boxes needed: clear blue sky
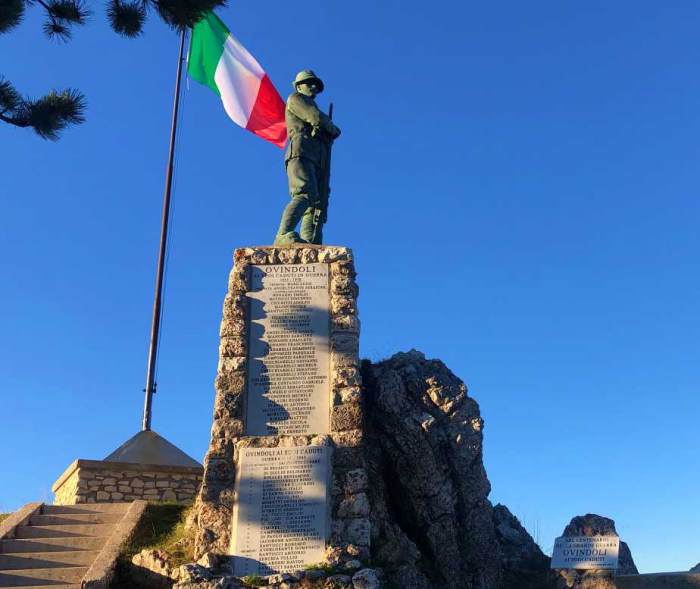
[2,0,699,574]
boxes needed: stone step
[0,566,87,586]
[0,552,99,570]
[0,537,107,553]
[13,525,114,539]
[41,504,129,516]
[29,514,122,526]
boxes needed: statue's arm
[287,94,340,137]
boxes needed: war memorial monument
[193,71,369,577]
[3,65,695,589]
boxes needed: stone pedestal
[195,246,367,575]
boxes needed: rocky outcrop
[555,514,637,589]
[691,562,700,573]
[362,350,502,589]
[127,549,180,588]
[129,549,382,589]
[562,515,638,575]
[493,504,557,588]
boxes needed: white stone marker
[245,263,330,436]
[551,536,620,570]
[231,446,331,576]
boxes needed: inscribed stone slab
[245,264,330,436]
[231,446,331,576]
[551,536,620,570]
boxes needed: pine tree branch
[107,0,146,37]
[150,0,225,31]
[0,79,86,140]
[27,0,90,40]
[2,0,225,141]
[0,112,29,127]
[0,0,25,33]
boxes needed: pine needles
[0,0,226,140]
[0,78,86,140]
[107,0,146,37]
[0,0,25,33]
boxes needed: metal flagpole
[141,26,187,431]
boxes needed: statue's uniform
[275,91,336,244]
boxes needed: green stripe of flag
[188,12,230,96]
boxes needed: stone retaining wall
[52,459,203,505]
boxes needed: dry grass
[121,502,194,567]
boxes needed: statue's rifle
[311,102,334,244]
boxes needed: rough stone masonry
[192,245,368,572]
[52,459,202,505]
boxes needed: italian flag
[188,12,287,148]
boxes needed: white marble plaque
[231,446,331,576]
[551,536,620,570]
[245,263,330,436]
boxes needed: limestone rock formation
[129,549,182,588]
[555,514,637,589]
[562,515,638,575]
[168,567,381,589]
[362,350,551,589]
[493,504,556,588]
[362,350,500,588]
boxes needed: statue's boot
[275,195,310,244]
[275,231,307,245]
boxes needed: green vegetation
[0,514,9,524]
[304,562,339,575]
[121,502,194,567]
[241,576,266,587]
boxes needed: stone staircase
[0,502,130,588]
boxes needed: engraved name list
[232,446,331,576]
[245,263,330,436]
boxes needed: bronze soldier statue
[274,70,341,245]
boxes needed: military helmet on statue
[293,70,325,92]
